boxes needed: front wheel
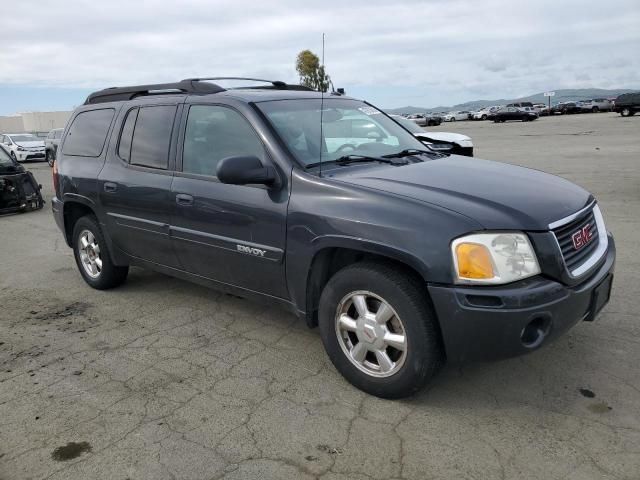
[621,108,632,117]
[72,215,128,289]
[319,262,443,399]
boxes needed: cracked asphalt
[1,113,639,480]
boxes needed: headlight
[17,146,25,151]
[451,232,540,285]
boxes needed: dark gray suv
[52,78,615,398]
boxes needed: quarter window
[62,108,115,157]
[118,108,139,162]
[182,105,264,177]
[129,105,176,169]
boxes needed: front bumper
[17,151,45,161]
[428,235,615,363]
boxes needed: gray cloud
[0,0,638,107]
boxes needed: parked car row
[400,93,638,125]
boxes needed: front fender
[310,234,431,279]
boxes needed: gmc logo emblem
[572,224,594,250]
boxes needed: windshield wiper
[383,148,441,159]
[305,155,408,170]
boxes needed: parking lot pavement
[1,112,639,480]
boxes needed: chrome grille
[552,207,600,273]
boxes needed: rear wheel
[592,106,599,113]
[621,108,632,117]
[72,215,128,289]
[319,262,443,399]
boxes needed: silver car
[580,99,613,113]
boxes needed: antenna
[318,33,325,178]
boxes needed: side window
[117,108,139,162]
[62,109,115,157]
[129,105,176,169]
[182,105,264,177]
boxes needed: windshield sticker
[358,107,380,115]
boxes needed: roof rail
[84,77,315,105]
[84,79,225,105]
[185,77,314,91]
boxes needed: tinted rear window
[130,105,176,169]
[62,109,114,157]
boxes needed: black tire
[450,117,456,122]
[621,108,632,117]
[481,115,487,120]
[72,215,128,290]
[592,106,599,113]
[318,261,443,399]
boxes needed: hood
[15,140,45,148]
[330,156,591,230]
[414,132,472,146]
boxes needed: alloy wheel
[335,291,407,378]
[78,230,102,278]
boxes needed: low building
[0,111,72,136]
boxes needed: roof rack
[185,77,314,91]
[84,79,224,105]
[84,77,314,105]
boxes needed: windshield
[257,99,427,167]
[390,115,425,134]
[10,135,39,143]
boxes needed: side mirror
[217,155,277,186]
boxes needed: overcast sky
[0,0,638,114]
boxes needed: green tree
[296,49,331,92]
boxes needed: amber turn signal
[455,243,495,280]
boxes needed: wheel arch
[62,199,96,247]
[300,238,431,329]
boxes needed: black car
[493,107,538,122]
[0,145,45,214]
[551,102,582,115]
[52,78,615,398]
[614,92,640,116]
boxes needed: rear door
[169,103,289,298]
[98,101,182,268]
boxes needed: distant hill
[385,88,639,114]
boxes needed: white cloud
[0,0,638,107]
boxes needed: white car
[472,106,499,120]
[442,111,470,122]
[390,115,474,156]
[0,133,46,162]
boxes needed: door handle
[103,182,117,193]
[176,193,194,206]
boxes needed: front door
[170,104,289,298]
